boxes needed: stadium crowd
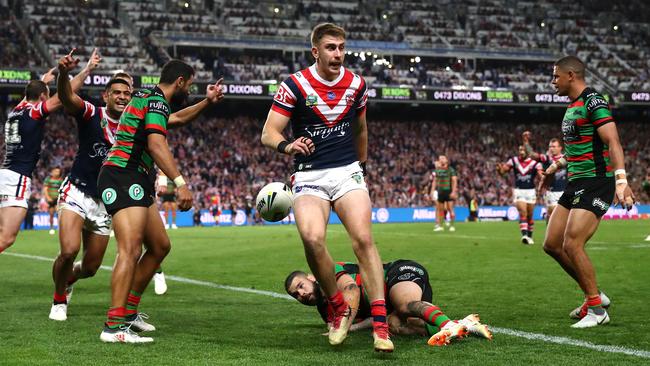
[1,107,647,213]
[5,0,650,91]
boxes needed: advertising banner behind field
[23,205,650,230]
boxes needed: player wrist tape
[556,157,567,168]
[277,140,290,154]
[616,179,628,185]
[614,169,626,177]
[173,176,186,187]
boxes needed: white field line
[3,252,649,359]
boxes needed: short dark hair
[311,23,346,47]
[105,78,131,91]
[113,72,133,86]
[24,80,48,101]
[159,60,194,84]
[284,270,307,294]
[554,56,585,79]
[549,137,562,146]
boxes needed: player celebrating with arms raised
[543,56,634,328]
[49,49,129,321]
[0,60,89,254]
[261,23,393,352]
[96,60,224,343]
[497,145,543,244]
[539,138,568,221]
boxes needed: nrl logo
[305,94,317,107]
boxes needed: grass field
[1,220,649,365]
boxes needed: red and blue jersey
[66,100,118,198]
[271,64,368,172]
[1,100,50,177]
[540,153,568,192]
[506,156,542,189]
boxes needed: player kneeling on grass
[286,259,492,346]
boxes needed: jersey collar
[308,63,345,87]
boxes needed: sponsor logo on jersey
[128,184,144,200]
[592,197,610,211]
[398,265,424,276]
[101,188,117,205]
[306,94,317,107]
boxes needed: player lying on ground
[286,259,492,346]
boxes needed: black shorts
[437,190,453,203]
[160,193,176,203]
[558,177,615,218]
[97,166,154,216]
[48,200,57,209]
[385,260,433,310]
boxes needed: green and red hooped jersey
[431,167,457,192]
[44,176,63,199]
[103,87,170,174]
[561,87,614,181]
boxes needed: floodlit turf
[1,220,649,365]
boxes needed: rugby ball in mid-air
[256,182,293,222]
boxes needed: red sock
[327,291,347,314]
[106,306,126,329]
[370,299,388,330]
[125,290,142,316]
[586,295,602,309]
[423,305,451,329]
[53,292,67,304]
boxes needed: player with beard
[261,23,392,352]
[285,260,492,346]
[96,60,224,342]
[0,53,89,255]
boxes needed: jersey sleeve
[585,93,614,128]
[144,98,170,136]
[77,100,98,122]
[271,80,297,117]
[30,101,50,121]
[355,77,368,114]
[451,167,457,177]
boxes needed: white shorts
[513,188,537,204]
[291,161,368,201]
[544,191,563,207]
[0,169,31,209]
[58,179,112,236]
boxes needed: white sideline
[4,251,650,360]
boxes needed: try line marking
[4,251,650,360]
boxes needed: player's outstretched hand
[206,78,225,104]
[40,67,57,84]
[84,48,102,72]
[287,137,315,155]
[522,130,532,143]
[176,185,193,211]
[614,182,635,211]
[57,49,80,74]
